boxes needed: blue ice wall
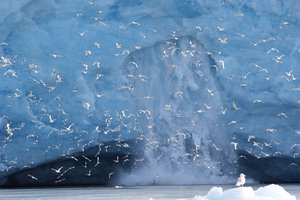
[0,0,300,185]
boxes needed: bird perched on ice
[236,173,246,187]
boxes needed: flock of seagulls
[0,0,299,186]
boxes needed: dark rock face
[237,151,300,183]
[1,140,143,187]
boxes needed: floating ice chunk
[192,184,296,200]
[255,184,296,200]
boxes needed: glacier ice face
[0,0,300,186]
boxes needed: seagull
[96,73,104,80]
[253,99,264,104]
[94,42,101,48]
[195,26,203,31]
[28,174,38,181]
[267,48,279,54]
[56,75,62,83]
[0,42,8,46]
[266,128,277,133]
[123,158,129,164]
[189,40,197,48]
[4,69,17,77]
[218,37,228,44]
[115,42,122,49]
[232,101,239,110]
[94,126,101,133]
[51,166,64,173]
[92,61,101,68]
[94,157,100,167]
[129,21,140,26]
[50,54,63,58]
[216,26,225,32]
[277,113,288,118]
[231,142,238,150]
[108,172,114,179]
[253,64,269,73]
[247,135,256,142]
[128,61,139,69]
[203,103,211,109]
[219,60,225,70]
[63,123,74,133]
[285,70,297,80]
[44,114,56,123]
[275,54,285,60]
[85,50,92,56]
[82,102,91,110]
[79,31,87,36]
[235,32,245,37]
[220,107,227,115]
[236,173,246,187]
[227,120,237,125]
[55,178,66,183]
[242,72,251,79]
[207,88,216,96]
[82,155,92,162]
[113,156,119,163]
[85,170,92,176]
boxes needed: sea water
[0,185,299,200]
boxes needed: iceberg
[192,184,296,200]
[0,0,300,186]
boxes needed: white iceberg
[193,184,296,200]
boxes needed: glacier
[0,0,300,186]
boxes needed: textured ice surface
[0,0,300,186]
[192,184,296,200]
